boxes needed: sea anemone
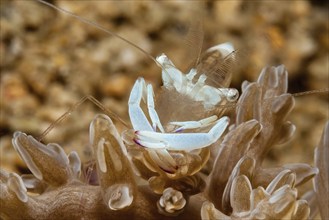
[1,65,327,219]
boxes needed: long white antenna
[37,0,162,68]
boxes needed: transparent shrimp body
[159,42,239,109]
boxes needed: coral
[0,66,327,219]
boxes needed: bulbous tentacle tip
[11,132,42,180]
[201,201,231,220]
[257,65,288,94]
[11,132,72,186]
[21,174,47,194]
[68,151,81,178]
[269,185,297,215]
[157,187,186,217]
[230,175,252,214]
[105,184,134,211]
[90,114,137,207]
[7,173,28,203]
[271,94,295,115]
[250,186,269,211]
[283,163,318,187]
[266,170,296,195]
[222,156,256,213]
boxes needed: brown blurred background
[0,0,328,193]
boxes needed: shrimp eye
[227,88,239,102]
